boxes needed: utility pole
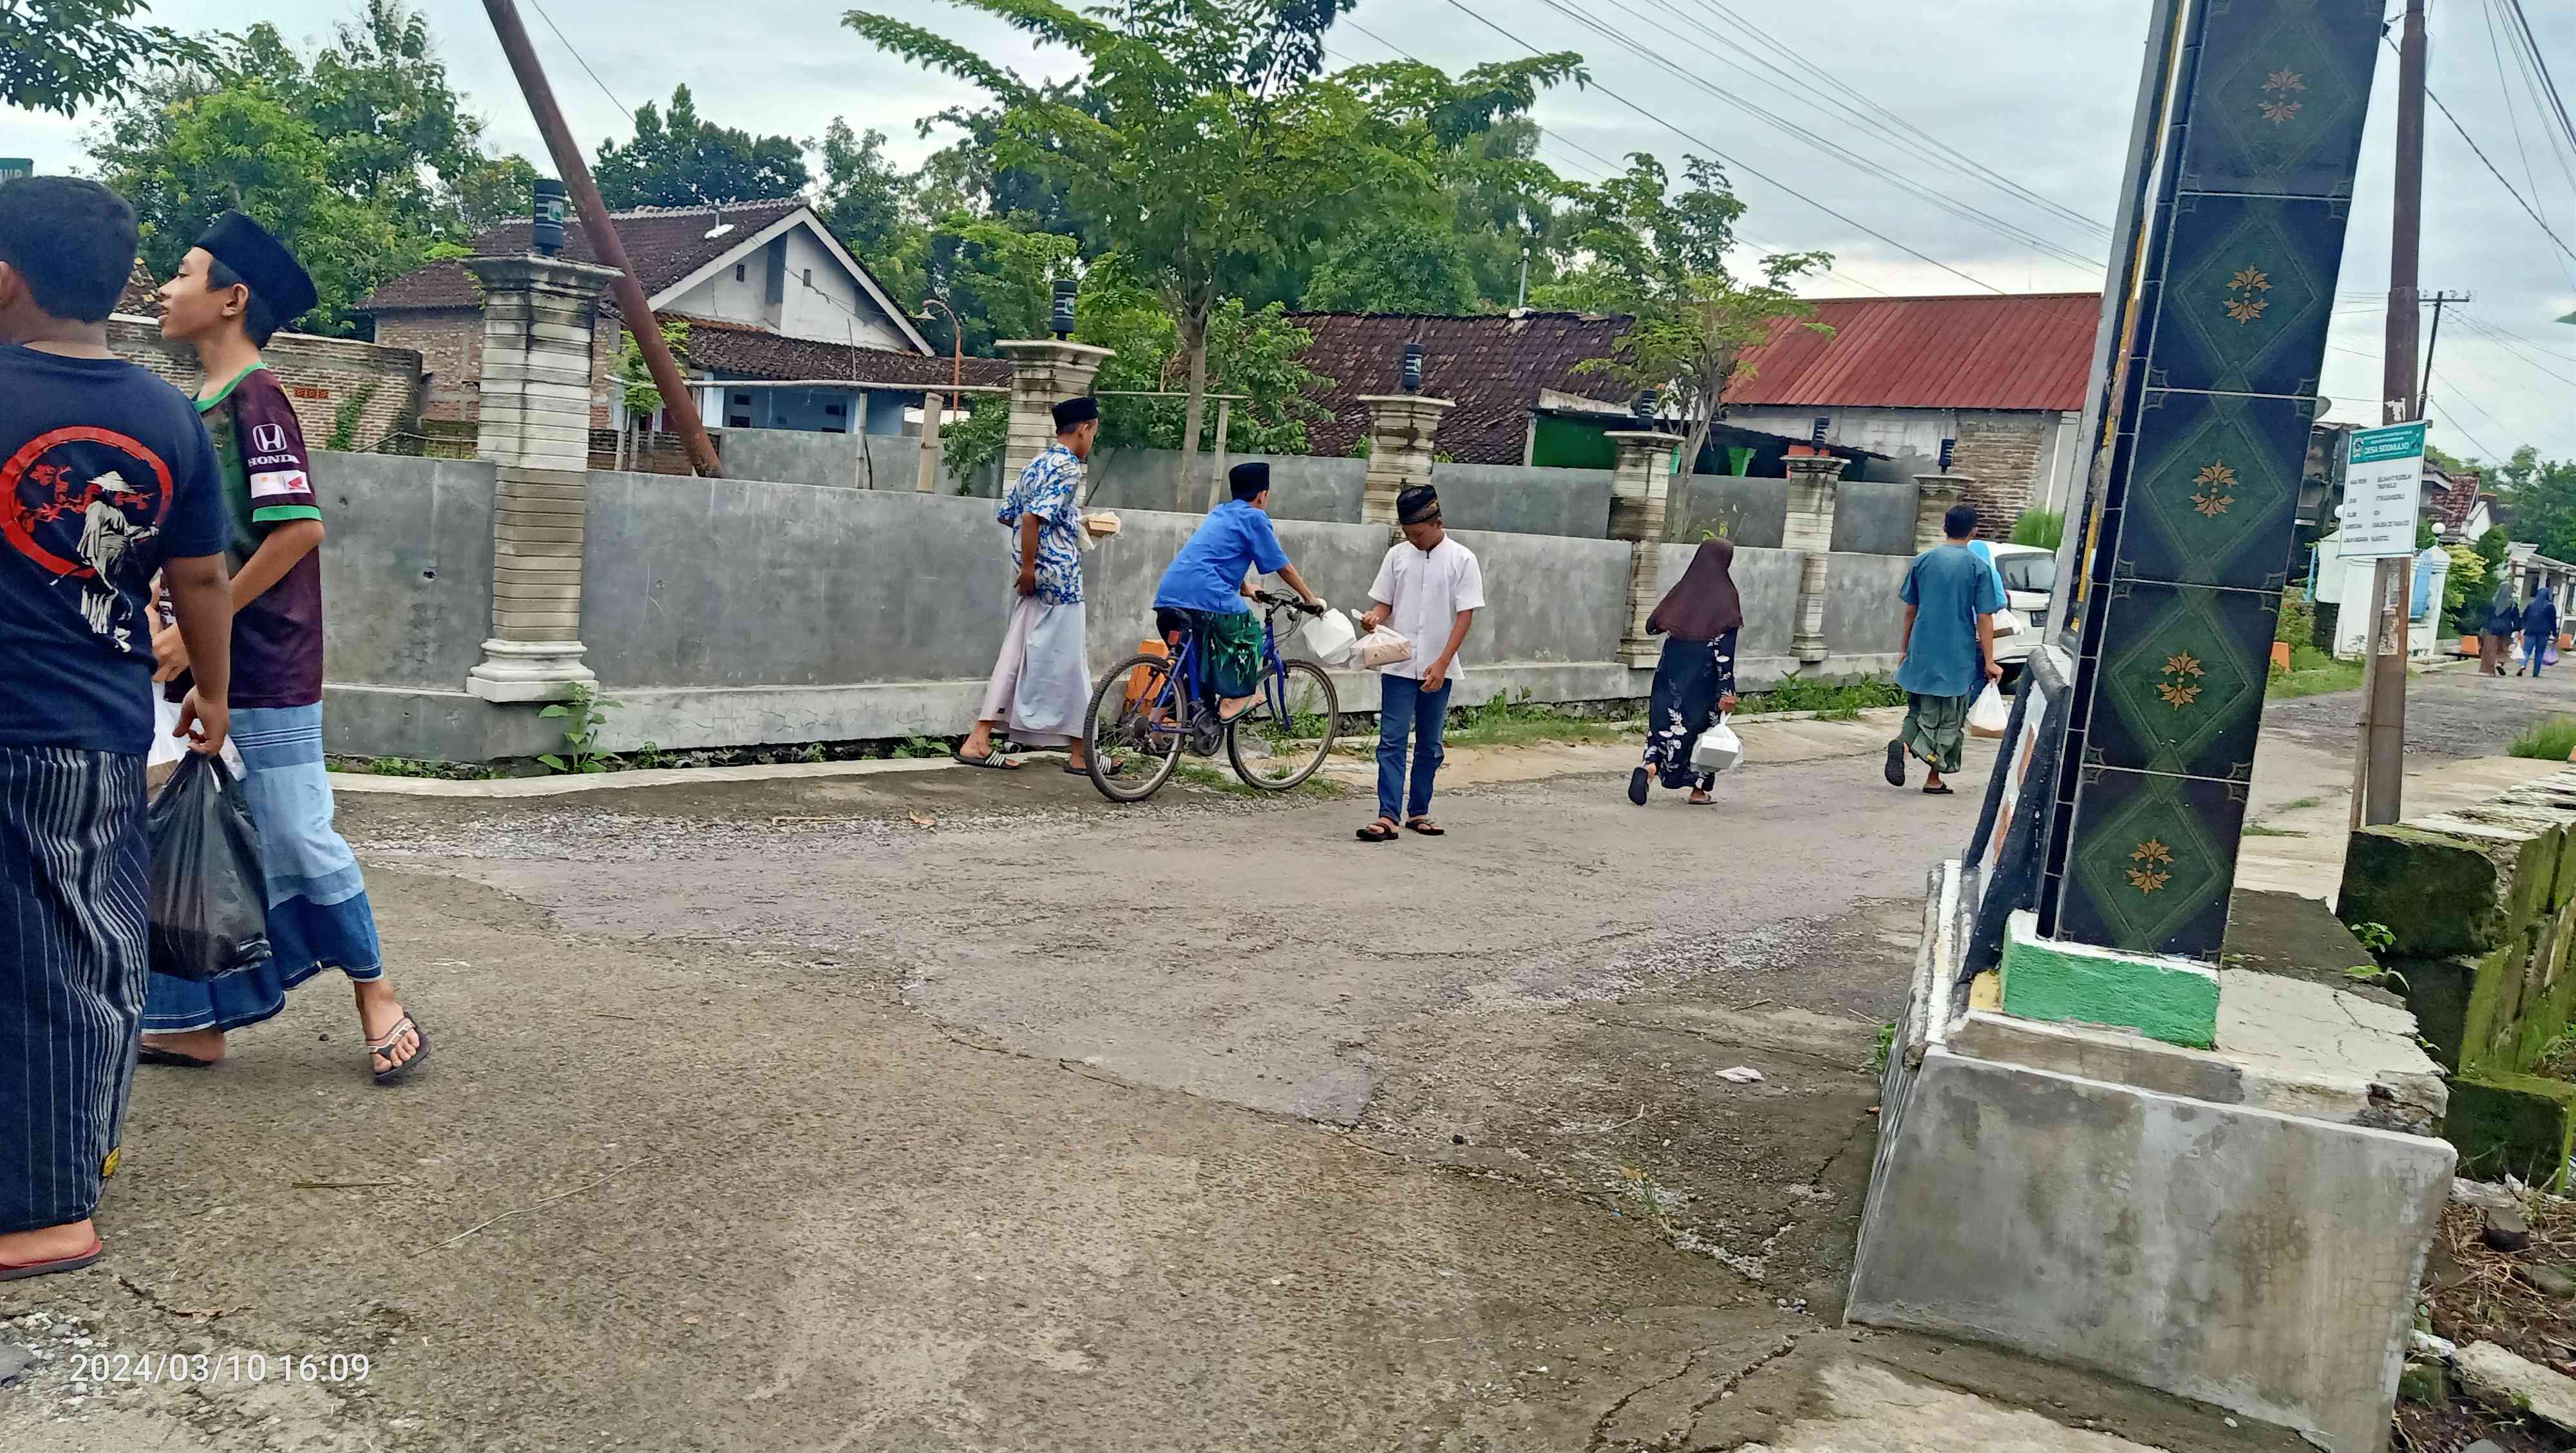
[2356,0,2428,828]
[2420,290,2474,411]
[479,0,723,479]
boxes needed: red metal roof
[1725,292,2100,412]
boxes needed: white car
[1985,542,2057,687]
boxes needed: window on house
[802,268,813,288]
[823,403,845,416]
[1810,417,1831,443]
[735,264,746,282]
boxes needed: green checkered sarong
[1899,692,1970,775]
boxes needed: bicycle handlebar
[1254,590,1325,616]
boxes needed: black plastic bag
[147,752,274,983]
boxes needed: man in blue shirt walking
[1886,502,2005,795]
[1153,461,1323,721]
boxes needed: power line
[2501,0,2576,162]
[1437,0,2012,293]
[2458,314,2576,388]
[1334,19,1893,297]
[2388,33,2576,263]
[2486,0,2576,290]
[526,0,632,122]
[1519,0,2105,271]
[2428,397,2501,461]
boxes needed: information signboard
[2338,421,2426,558]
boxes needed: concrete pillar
[1357,394,1456,531]
[464,254,620,703]
[996,339,1113,484]
[1783,455,1848,667]
[1606,430,1683,668]
[1911,473,1972,553]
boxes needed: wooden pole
[479,0,722,479]
[2358,0,2428,825]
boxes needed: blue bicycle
[1083,591,1343,802]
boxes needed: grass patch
[2240,823,2308,838]
[2510,715,2576,761]
[1739,674,1908,718]
[330,755,507,781]
[2266,646,2365,701]
[2275,795,2323,813]
[1439,692,1635,748]
[1173,763,1345,798]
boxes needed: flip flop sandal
[1628,766,1651,806]
[950,745,1019,770]
[138,1045,218,1069]
[1066,757,1125,777]
[1686,794,1719,806]
[368,1013,431,1087]
[1406,818,1446,837]
[1922,784,1956,796]
[1357,820,1399,842]
[1884,739,1908,787]
[0,1236,103,1282]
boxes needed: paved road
[0,707,2329,1452]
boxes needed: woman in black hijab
[1631,538,1743,806]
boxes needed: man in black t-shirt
[0,177,234,1281]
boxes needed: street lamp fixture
[915,298,965,424]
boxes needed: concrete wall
[305,453,1926,759]
[719,429,954,493]
[1669,475,1920,556]
[111,316,424,452]
[1083,451,1368,523]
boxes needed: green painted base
[1999,911,2221,1049]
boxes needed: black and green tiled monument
[2009,0,2385,1049]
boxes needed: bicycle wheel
[1228,659,1341,790]
[1084,653,1186,802]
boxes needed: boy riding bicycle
[1152,462,1323,723]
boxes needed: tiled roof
[117,259,158,316]
[2427,468,2489,533]
[1725,292,2099,412]
[1289,311,1633,465]
[671,315,1009,389]
[356,198,808,312]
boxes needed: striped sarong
[144,704,382,1034]
[1899,692,1971,776]
[0,746,148,1234]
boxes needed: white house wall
[659,225,911,351]
[1723,404,2083,524]
[667,252,771,330]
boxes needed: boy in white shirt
[1358,485,1483,842]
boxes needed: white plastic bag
[1966,681,2009,739]
[1354,625,1414,670]
[1300,607,1359,667]
[1690,717,1743,775]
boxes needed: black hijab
[1648,538,1744,641]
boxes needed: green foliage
[2443,542,2488,624]
[2477,525,2513,576]
[813,119,914,262]
[88,3,538,336]
[1535,153,1830,482]
[592,84,809,209]
[845,0,1578,473]
[895,736,952,759]
[2510,716,2576,763]
[2008,510,2065,549]
[1304,217,1481,314]
[536,683,620,775]
[1743,674,1907,716]
[1079,269,1331,457]
[916,213,1077,357]
[617,318,691,421]
[942,397,1008,486]
[2349,921,2396,954]
[324,381,378,451]
[1870,1023,1895,1073]
[2274,592,2315,646]
[1,0,204,115]
[2494,446,2576,562]
[2415,518,2438,552]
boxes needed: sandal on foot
[1628,766,1651,806]
[951,745,1019,770]
[0,1237,102,1282]
[1066,757,1124,777]
[1406,817,1446,837]
[1884,739,1908,787]
[138,1045,218,1069]
[368,1013,430,1087]
[1357,819,1399,842]
[1922,783,1955,796]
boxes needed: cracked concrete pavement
[0,698,2400,1450]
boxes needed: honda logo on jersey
[249,468,308,502]
[252,423,289,454]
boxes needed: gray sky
[7,0,2571,464]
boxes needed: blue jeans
[2532,631,2552,678]
[1376,675,1452,823]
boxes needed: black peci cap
[194,211,318,325]
[1051,395,1101,430]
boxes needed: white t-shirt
[1368,535,1486,681]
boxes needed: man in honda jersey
[144,213,430,1087]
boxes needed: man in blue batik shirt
[958,396,1104,774]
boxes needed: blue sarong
[0,746,148,1233]
[144,704,382,1034]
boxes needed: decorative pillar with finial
[1783,454,1848,667]
[1359,342,1453,531]
[1606,430,1684,668]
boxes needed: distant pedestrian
[2521,586,2560,680]
[1886,503,2005,796]
[0,176,235,1280]
[2483,576,2521,676]
[140,212,428,1085]
[1356,486,1482,842]
[957,397,1106,774]
[1630,537,1742,808]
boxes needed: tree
[88,3,537,334]
[1536,154,1830,482]
[0,0,200,116]
[814,119,915,260]
[2496,446,2576,562]
[1077,265,1331,457]
[848,1,1575,491]
[593,84,810,209]
[1304,218,1479,314]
